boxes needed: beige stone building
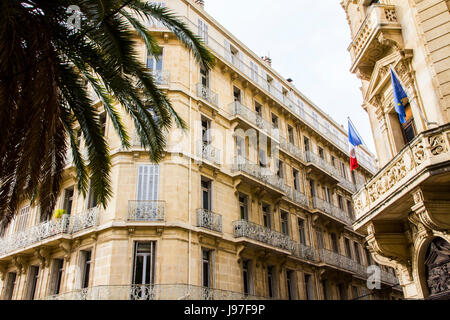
[342,0,450,299]
[0,0,402,300]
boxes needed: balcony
[196,83,218,107]
[196,141,221,165]
[0,208,99,258]
[232,157,289,195]
[353,124,450,227]
[305,151,340,181]
[42,284,267,300]
[291,243,318,262]
[311,197,353,226]
[228,101,273,138]
[151,70,170,86]
[196,209,222,233]
[233,220,296,253]
[349,4,402,78]
[319,249,360,274]
[285,188,309,209]
[127,201,165,222]
[278,135,303,161]
[338,177,357,194]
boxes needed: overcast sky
[204,0,376,154]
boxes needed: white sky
[204,0,376,154]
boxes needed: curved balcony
[196,209,222,233]
[42,284,267,300]
[233,220,296,253]
[196,141,221,165]
[197,83,218,107]
[127,201,165,222]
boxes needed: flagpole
[347,116,369,149]
[389,65,435,130]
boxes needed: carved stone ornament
[425,238,450,299]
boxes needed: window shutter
[204,24,209,44]
[137,165,160,201]
[224,39,232,62]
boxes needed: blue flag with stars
[390,66,408,124]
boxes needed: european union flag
[390,66,408,124]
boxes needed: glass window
[49,259,64,295]
[201,178,212,211]
[3,272,17,300]
[239,194,249,221]
[262,204,271,229]
[202,248,213,288]
[267,266,277,298]
[63,187,74,215]
[298,218,306,245]
[281,211,289,236]
[304,274,314,300]
[353,242,362,264]
[26,266,40,300]
[331,233,339,253]
[133,242,156,286]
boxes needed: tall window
[236,135,245,158]
[330,233,339,253]
[304,274,314,300]
[198,19,209,44]
[3,272,17,300]
[293,169,300,191]
[338,283,347,300]
[323,187,331,203]
[136,165,160,202]
[322,280,329,300]
[80,250,92,289]
[288,126,295,144]
[99,112,107,136]
[352,286,359,299]
[401,104,416,144]
[277,159,284,179]
[200,66,210,88]
[255,101,262,116]
[315,228,324,249]
[49,259,64,295]
[338,195,344,211]
[318,146,324,160]
[250,61,259,83]
[201,117,211,145]
[233,86,242,103]
[286,270,296,300]
[271,113,279,129]
[298,218,306,245]
[239,194,249,221]
[365,249,373,266]
[280,211,289,236]
[353,242,362,264]
[309,179,316,197]
[132,242,156,286]
[147,49,163,72]
[340,162,347,179]
[262,204,271,229]
[345,238,352,258]
[201,178,212,211]
[26,266,39,300]
[267,266,277,298]
[242,260,253,295]
[202,248,213,288]
[347,200,354,220]
[63,187,74,215]
[303,136,310,152]
[15,205,31,233]
[87,179,98,209]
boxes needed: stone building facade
[0,0,401,300]
[341,0,450,299]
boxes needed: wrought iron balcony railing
[311,197,353,225]
[285,188,309,209]
[233,220,296,252]
[196,141,221,165]
[228,101,273,137]
[196,83,219,107]
[278,135,303,161]
[232,156,288,194]
[127,201,165,222]
[42,284,267,300]
[291,243,318,262]
[196,209,222,233]
[0,208,99,257]
[305,151,340,178]
[338,177,357,193]
[319,248,359,274]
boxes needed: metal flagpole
[389,64,436,129]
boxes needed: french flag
[348,118,363,171]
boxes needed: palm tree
[0,0,215,223]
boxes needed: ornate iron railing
[278,135,303,161]
[291,243,318,262]
[0,209,99,257]
[228,101,273,136]
[127,201,165,222]
[233,220,296,252]
[197,83,219,107]
[305,151,340,178]
[286,188,309,208]
[338,178,356,193]
[311,197,352,225]
[42,284,267,300]
[232,156,288,194]
[196,209,223,233]
[319,249,359,273]
[196,141,221,165]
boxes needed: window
[267,266,277,298]
[318,146,324,160]
[200,65,209,88]
[277,159,284,179]
[353,242,361,264]
[99,112,107,136]
[230,45,241,69]
[80,250,92,289]
[365,249,373,266]
[303,136,310,152]
[250,61,259,83]
[87,179,98,209]
[280,211,289,236]
[323,187,331,203]
[315,229,324,249]
[309,179,316,197]
[132,242,156,286]
[255,101,262,116]
[136,165,160,202]
[331,233,339,253]
[347,200,354,220]
[242,260,253,295]
[340,162,347,179]
[293,169,300,191]
[233,86,242,103]
[351,170,356,185]
[298,218,306,245]
[262,204,271,229]
[236,135,245,158]
[202,248,214,288]
[49,259,64,295]
[201,116,211,145]
[338,195,344,211]
[286,270,296,300]
[288,125,295,144]
[338,284,347,300]
[401,116,416,144]
[304,274,314,300]
[63,187,74,216]
[239,194,249,221]
[331,156,336,168]
[26,266,39,300]
[198,19,209,44]
[147,48,163,72]
[15,205,31,233]
[271,113,279,129]
[259,149,267,168]
[201,178,212,211]
[352,286,359,299]
[345,238,352,258]
[322,280,329,300]
[3,272,17,300]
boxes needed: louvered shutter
[136,165,160,201]
[224,39,232,62]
